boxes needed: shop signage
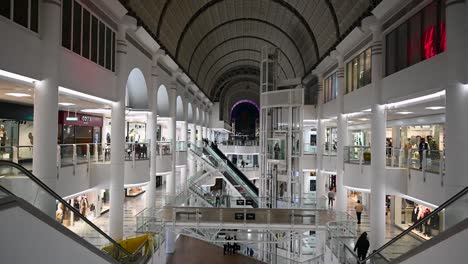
[66,116,78,122]
[246,199,254,206]
[246,213,255,220]
[234,213,244,220]
[59,111,103,127]
[236,200,245,205]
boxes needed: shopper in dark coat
[354,232,370,262]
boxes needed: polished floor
[167,235,264,264]
[345,196,421,261]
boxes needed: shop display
[396,198,440,240]
[127,122,146,142]
[125,187,145,197]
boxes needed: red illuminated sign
[423,26,437,59]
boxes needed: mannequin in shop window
[274,143,280,159]
[80,196,88,217]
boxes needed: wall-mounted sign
[234,213,244,220]
[246,200,254,206]
[246,213,255,220]
[236,200,245,205]
[65,116,78,122]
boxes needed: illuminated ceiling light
[59,102,75,106]
[425,106,445,110]
[59,86,114,104]
[5,92,31,98]
[397,111,413,115]
[0,69,38,84]
[386,90,445,109]
[358,118,369,121]
[363,108,371,112]
[81,108,111,114]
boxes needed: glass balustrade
[156,141,172,155]
[176,141,187,152]
[0,161,146,262]
[304,144,317,155]
[344,146,371,165]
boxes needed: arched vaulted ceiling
[123,0,380,101]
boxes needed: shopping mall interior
[0,0,467,263]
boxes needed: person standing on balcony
[418,137,429,170]
[328,188,335,207]
[354,232,370,261]
[355,200,364,224]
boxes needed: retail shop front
[58,111,103,144]
[57,189,110,227]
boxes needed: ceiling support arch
[324,0,340,40]
[156,0,171,38]
[197,36,296,82]
[206,59,262,95]
[174,0,319,64]
[186,18,306,74]
[202,49,287,87]
[216,77,260,101]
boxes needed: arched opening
[187,103,193,123]
[230,100,259,137]
[126,68,148,110]
[176,96,184,121]
[156,85,170,117]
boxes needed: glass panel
[0,0,10,19]
[98,21,105,66]
[422,2,437,60]
[112,31,116,71]
[364,48,372,85]
[72,1,82,55]
[105,27,112,70]
[61,0,72,49]
[397,22,408,71]
[352,57,358,90]
[91,16,98,63]
[13,0,29,28]
[408,12,422,66]
[82,9,90,59]
[30,0,38,32]
[358,52,365,88]
[385,29,397,76]
[346,62,352,93]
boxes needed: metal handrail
[0,160,133,258]
[361,186,468,263]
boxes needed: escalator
[201,140,259,208]
[347,187,468,263]
[0,160,149,263]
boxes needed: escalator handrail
[362,186,468,263]
[0,160,133,257]
[207,142,259,195]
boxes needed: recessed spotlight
[397,111,413,115]
[363,109,372,112]
[59,102,75,106]
[5,92,31,98]
[358,118,369,121]
[425,106,445,110]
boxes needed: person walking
[328,188,335,207]
[354,232,370,262]
[355,200,364,224]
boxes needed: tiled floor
[167,235,264,264]
[345,197,422,261]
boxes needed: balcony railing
[344,146,445,175]
[219,139,259,146]
[303,144,317,155]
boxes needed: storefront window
[385,0,446,76]
[396,198,440,240]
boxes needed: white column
[366,17,386,248]
[316,74,326,199]
[146,53,161,208]
[166,72,178,254]
[334,52,347,212]
[445,0,468,225]
[110,18,135,240]
[392,126,401,149]
[33,0,61,217]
